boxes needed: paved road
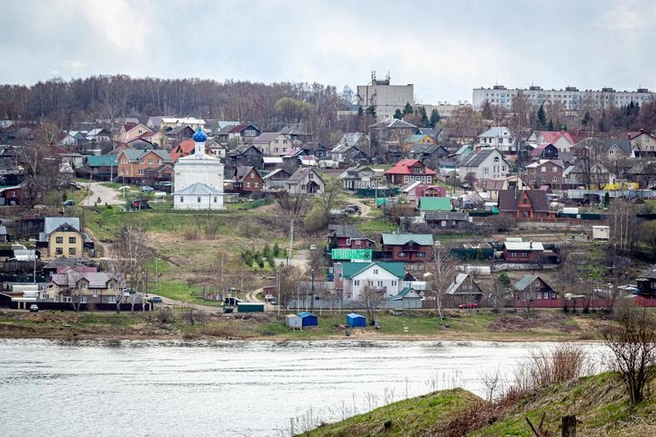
[81,182,126,206]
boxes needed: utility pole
[310,269,315,313]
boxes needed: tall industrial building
[472,85,654,111]
[357,72,414,120]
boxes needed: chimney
[529,241,533,248]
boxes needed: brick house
[523,159,565,189]
[117,149,173,183]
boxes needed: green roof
[86,155,118,167]
[386,286,419,300]
[514,275,539,291]
[341,262,405,279]
[381,233,434,246]
[418,197,452,212]
[331,248,372,262]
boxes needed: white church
[173,127,225,210]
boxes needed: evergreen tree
[403,102,413,116]
[418,106,429,127]
[393,108,403,119]
[481,100,493,119]
[429,109,441,128]
[536,104,547,129]
[548,119,554,131]
[366,105,376,118]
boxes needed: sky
[1,0,655,105]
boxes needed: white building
[477,127,517,153]
[339,262,405,301]
[458,148,510,185]
[356,73,414,120]
[173,127,225,210]
[473,85,654,111]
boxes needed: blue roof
[298,312,317,318]
[193,127,207,142]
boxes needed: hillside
[301,371,656,436]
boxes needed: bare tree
[360,285,385,326]
[602,302,656,404]
[108,224,151,310]
[424,245,457,323]
[607,199,638,254]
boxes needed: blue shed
[346,312,366,328]
[298,312,318,327]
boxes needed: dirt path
[81,182,125,206]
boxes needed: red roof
[384,159,436,175]
[170,139,195,162]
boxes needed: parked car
[458,302,478,309]
[29,304,39,312]
[61,200,75,206]
[140,185,154,192]
[148,296,163,303]
[344,204,360,213]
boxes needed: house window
[377,281,383,287]
[93,289,99,297]
[213,197,217,203]
[373,269,379,274]
[108,296,117,304]
[250,173,255,178]
[354,280,360,286]
[138,169,144,175]
[398,252,406,257]
[392,280,397,286]
[69,248,76,255]
[55,247,63,255]
[68,237,76,244]
[108,282,116,290]
[56,236,63,244]
[254,182,259,188]
[158,159,162,164]
[308,173,314,180]
[552,166,557,172]
[510,252,517,258]
[140,159,144,164]
[180,197,184,203]
[541,167,546,172]
[417,252,425,258]
[246,182,251,188]
[483,168,489,175]
[80,282,87,290]
[197,197,201,203]
[520,252,528,258]
[148,158,153,164]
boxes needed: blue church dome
[193,127,207,142]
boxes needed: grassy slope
[301,371,656,437]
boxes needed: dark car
[148,296,163,303]
[61,200,75,206]
[458,302,478,309]
[344,204,360,214]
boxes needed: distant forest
[0,75,356,143]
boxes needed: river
[0,339,602,436]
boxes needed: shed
[298,311,318,327]
[285,314,303,329]
[592,225,610,240]
[237,302,265,313]
[346,312,366,328]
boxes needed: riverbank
[0,307,607,342]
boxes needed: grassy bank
[0,308,605,342]
[301,370,656,436]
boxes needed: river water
[0,339,602,436]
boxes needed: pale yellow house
[38,217,92,258]
[47,265,125,304]
[116,122,152,143]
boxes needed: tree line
[0,75,353,144]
